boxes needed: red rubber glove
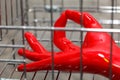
[17,10,120,80]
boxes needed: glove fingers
[18,48,50,61]
[25,32,48,53]
[17,60,52,72]
[17,51,80,72]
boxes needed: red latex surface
[17,10,120,80]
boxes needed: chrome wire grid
[0,0,120,80]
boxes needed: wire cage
[0,0,120,80]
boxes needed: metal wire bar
[0,0,1,25]
[4,0,8,34]
[33,7,37,36]
[30,5,120,13]
[79,0,83,79]
[44,70,49,80]
[0,44,24,48]
[31,72,37,80]
[97,0,100,11]
[34,18,120,25]
[5,0,8,26]
[109,0,115,80]
[1,26,120,33]
[0,59,25,63]
[0,0,2,41]
[50,0,55,80]
[33,7,37,26]
[68,71,72,80]
[99,20,120,25]
[19,0,27,79]
[61,0,64,11]
[12,39,16,65]
[24,0,29,26]
[20,72,25,80]
[10,0,14,25]
[16,0,19,18]
[80,31,83,80]
[55,71,60,80]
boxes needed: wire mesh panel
[0,0,120,80]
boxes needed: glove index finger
[25,32,48,53]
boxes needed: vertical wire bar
[33,7,36,26]
[61,0,64,11]
[50,0,55,80]
[5,0,8,25]
[10,0,14,25]
[33,7,37,36]
[50,0,54,26]
[5,0,8,34]
[116,0,120,47]
[24,0,29,26]
[80,31,83,80]
[0,0,1,25]
[16,0,19,18]
[97,0,100,12]
[115,0,117,12]
[20,0,24,26]
[22,29,26,80]
[20,0,26,79]
[109,0,115,80]
[12,39,16,67]
[79,0,83,80]
[0,0,2,41]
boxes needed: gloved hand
[17,9,120,80]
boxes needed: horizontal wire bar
[34,18,120,25]
[29,5,120,13]
[0,26,120,33]
[32,5,120,9]
[0,78,19,80]
[0,44,25,48]
[0,59,25,63]
[31,6,120,11]
[99,20,120,25]
[99,10,120,13]
[99,6,120,9]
